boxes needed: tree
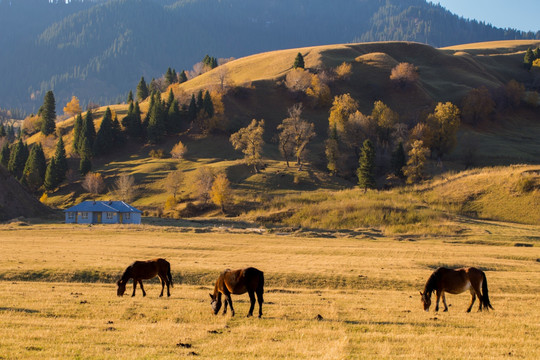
[63,96,81,117]
[285,68,312,93]
[425,102,460,159]
[461,86,495,125]
[43,157,59,191]
[0,141,10,168]
[277,103,315,167]
[357,139,376,191]
[391,142,406,178]
[73,113,83,154]
[82,172,105,195]
[193,166,215,203]
[79,110,96,157]
[328,93,359,135]
[0,123,5,138]
[22,143,46,191]
[79,155,92,175]
[93,107,114,156]
[524,48,535,70]
[230,119,265,173]
[403,140,429,184]
[371,100,399,149]
[136,76,149,101]
[210,172,231,212]
[188,94,197,123]
[113,174,136,202]
[53,136,68,184]
[504,80,525,108]
[40,90,56,135]
[127,90,134,103]
[163,169,184,200]
[7,138,28,179]
[335,62,352,80]
[123,101,143,138]
[390,63,419,88]
[293,52,305,69]
[165,67,176,86]
[305,74,331,108]
[178,70,188,83]
[203,91,214,118]
[170,140,187,160]
[325,125,340,175]
[167,99,183,133]
[147,94,166,144]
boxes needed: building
[64,201,142,224]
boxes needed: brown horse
[117,258,173,297]
[420,267,493,312]
[209,267,264,318]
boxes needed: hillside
[1,0,539,113]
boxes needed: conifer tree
[40,90,56,135]
[8,138,29,179]
[136,76,149,101]
[357,139,376,191]
[147,94,166,144]
[172,69,178,83]
[7,125,15,142]
[188,94,197,122]
[54,136,68,184]
[167,99,182,133]
[127,90,133,103]
[165,67,175,86]
[44,157,59,191]
[0,142,10,168]
[79,110,96,157]
[166,88,175,108]
[391,142,406,178]
[73,113,83,155]
[293,52,305,69]
[196,90,204,112]
[0,123,5,137]
[111,114,123,144]
[93,107,114,156]
[203,90,214,117]
[179,70,188,83]
[79,155,92,175]
[22,143,47,190]
[524,48,535,70]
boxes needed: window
[80,212,88,219]
[124,213,131,220]
[68,212,75,219]
[106,212,114,219]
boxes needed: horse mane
[120,265,133,283]
[423,269,441,296]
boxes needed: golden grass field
[0,220,539,359]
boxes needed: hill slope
[2,0,539,113]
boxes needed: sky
[432,0,540,32]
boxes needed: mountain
[1,0,539,114]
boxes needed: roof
[64,201,142,213]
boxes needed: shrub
[149,149,166,158]
[170,141,188,160]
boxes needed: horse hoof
[247,314,252,318]
[443,309,448,312]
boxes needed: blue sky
[432,0,540,32]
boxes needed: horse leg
[256,290,263,318]
[442,292,449,312]
[132,279,137,297]
[222,297,228,315]
[435,290,442,312]
[139,280,146,297]
[472,282,484,312]
[227,294,235,317]
[467,289,476,313]
[159,276,165,297]
[247,291,255,317]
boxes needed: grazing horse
[209,267,264,318]
[117,258,173,297]
[420,267,493,312]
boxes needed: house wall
[65,212,77,224]
[101,211,119,224]
[122,212,141,224]
[76,212,93,224]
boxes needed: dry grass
[0,223,539,359]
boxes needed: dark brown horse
[117,258,173,297]
[209,267,264,318]
[420,267,493,312]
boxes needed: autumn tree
[357,139,376,191]
[390,62,419,88]
[82,172,105,195]
[425,102,460,159]
[285,68,312,94]
[113,174,136,202]
[328,94,358,135]
[306,74,331,107]
[210,172,231,212]
[335,62,352,80]
[276,104,315,168]
[230,119,265,173]
[193,166,215,203]
[403,140,429,184]
[461,86,495,125]
[170,140,188,160]
[40,90,56,135]
[63,96,82,117]
[371,100,399,149]
[163,169,184,200]
[504,80,525,108]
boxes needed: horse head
[117,280,127,297]
[209,294,222,315]
[419,291,431,311]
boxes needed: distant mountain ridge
[1,0,538,113]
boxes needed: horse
[209,267,264,318]
[420,267,493,312]
[117,258,173,297]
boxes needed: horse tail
[167,261,174,288]
[257,270,264,303]
[481,271,493,310]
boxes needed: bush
[149,149,166,159]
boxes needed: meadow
[0,220,539,359]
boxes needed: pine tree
[79,155,92,175]
[43,157,59,191]
[188,94,197,122]
[8,138,29,179]
[166,88,175,108]
[40,90,56,135]
[165,67,175,86]
[22,143,47,191]
[0,141,10,168]
[54,136,68,184]
[178,70,188,83]
[73,113,83,155]
[111,114,123,145]
[147,94,166,144]
[203,90,214,117]
[357,139,376,191]
[172,69,178,83]
[136,76,149,101]
[127,90,134,103]
[167,99,182,133]
[79,110,96,157]
[524,48,534,70]
[391,142,406,178]
[293,52,305,69]
[196,90,204,113]
[93,107,114,156]
[7,125,15,142]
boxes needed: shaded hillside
[1,0,539,113]
[0,166,52,221]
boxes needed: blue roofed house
[64,201,142,224]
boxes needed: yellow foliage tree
[306,74,331,108]
[335,62,352,80]
[63,96,82,117]
[210,173,231,212]
[164,195,178,211]
[425,102,460,159]
[403,140,429,184]
[328,94,358,135]
[230,119,265,173]
[39,192,48,204]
